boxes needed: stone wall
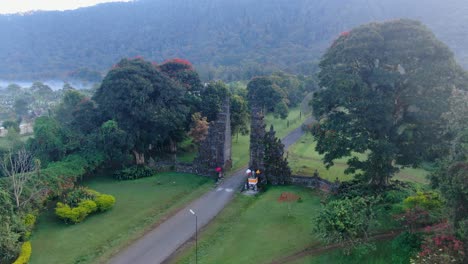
[248,105,266,183]
[193,97,232,177]
[290,175,340,193]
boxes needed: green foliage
[94,194,116,212]
[159,59,203,91]
[78,200,98,214]
[23,214,36,228]
[94,58,190,162]
[2,120,20,133]
[98,120,132,168]
[247,77,289,118]
[230,94,250,138]
[55,202,90,224]
[315,196,379,251]
[28,116,66,164]
[2,1,467,82]
[55,186,115,224]
[391,231,423,264]
[12,241,32,264]
[0,189,23,263]
[200,81,230,122]
[403,191,443,211]
[113,165,155,181]
[263,125,291,185]
[270,72,317,107]
[313,19,464,186]
[63,187,98,207]
[40,152,105,196]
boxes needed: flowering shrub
[394,192,444,230]
[412,235,465,263]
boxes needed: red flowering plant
[412,234,465,263]
[159,58,202,91]
[393,192,444,231]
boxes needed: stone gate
[194,97,232,177]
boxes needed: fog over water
[0,80,93,90]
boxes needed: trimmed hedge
[55,202,91,224]
[113,165,155,180]
[95,194,115,211]
[12,242,31,264]
[55,189,115,224]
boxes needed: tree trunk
[132,150,145,165]
[169,139,177,162]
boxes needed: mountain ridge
[1,0,467,81]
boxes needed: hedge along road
[109,117,314,264]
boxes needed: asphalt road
[109,118,312,264]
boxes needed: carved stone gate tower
[194,97,232,177]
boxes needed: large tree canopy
[312,19,466,185]
[247,76,289,119]
[93,58,190,164]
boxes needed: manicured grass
[288,133,429,184]
[230,108,310,171]
[30,172,213,264]
[173,186,322,264]
[290,241,393,264]
[287,134,360,182]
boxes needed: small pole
[190,209,198,264]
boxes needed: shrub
[113,165,155,180]
[63,187,98,207]
[95,194,116,211]
[413,235,465,263]
[55,189,115,223]
[315,196,379,252]
[403,191,443,211]
[55,202,90,224]
[391,231,422,264]
[23,214,36,228]
[12,241,31,264]
[394,191,444,229]
[78,200,98,213]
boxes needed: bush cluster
[55,188,115,224]
[12,242,31,264]
[113,165,155,180]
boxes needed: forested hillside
[1,0,467,81]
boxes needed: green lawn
[290,241,393,264]
[288,133,429,184]
[30,172,213,264]
[173,186,322,264]
[231,108,310,171]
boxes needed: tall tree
[247,76,289,118]
[0,148,42,210]
[312,19,465,186]
[200,81,230,122]
[93,58,189,164]
[263,125,291,185]
[230,94,249,141]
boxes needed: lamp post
[189,209,198,264]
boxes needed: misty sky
[0,0,133,14]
